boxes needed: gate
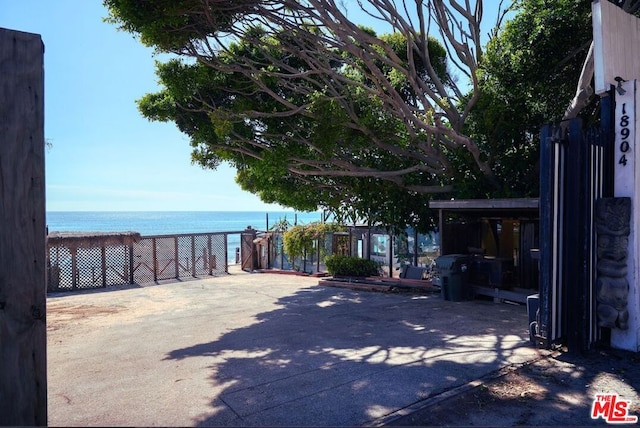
[538,91,615,351]
[240,227,257,271]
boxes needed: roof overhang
[429,198,539,218]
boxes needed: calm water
[46,211,323,235]
[46,211,323,263]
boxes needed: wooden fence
[47,231,243,291]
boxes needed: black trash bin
[435,254,471,301]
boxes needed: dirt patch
[47,304,126,331]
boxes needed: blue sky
[1,0,289,211]
[1,1,502,212]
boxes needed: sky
[1,1,503,212]
[1,0,290,212]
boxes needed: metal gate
[538,91,615,351]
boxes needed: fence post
[224,234,229,273]
[71,247,78,289]
[389,235,394,278]
[208,235,213,275]
[129,243,135,284]
[152,238,158,281]
[316,237,321,273]
[191,236,196,277]
[101,246,107,287]
[0,28,47,425]
[280,233,284,268]
[539,124,555,348]
[565,118,588,351]
[174,236,180,279]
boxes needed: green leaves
[282,222,346,270]
[324,255,381,277]
[103,0,260,51]
[460,0,595,198]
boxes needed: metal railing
[47,231,243,292]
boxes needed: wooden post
[0,28,47,425]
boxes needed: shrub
[324,255,381,277]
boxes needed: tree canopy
[103,0,640,229]
[105,1,502,189]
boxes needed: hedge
[324,255,381,277]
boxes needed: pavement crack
[219,396,243,421]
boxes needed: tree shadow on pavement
[389,344,640,426]
[163,285,539,426]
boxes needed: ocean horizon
[46,210,325,236]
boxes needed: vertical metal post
[208,235,213,275]
[101,246,107,287]
[413,228,419,266]
[539,124,554,348]
[224,234,229,273]
[152,238,158,282]
[389,234,394,278]
[71,247,78,289]
[280,233,284,268]
[191,236,196,277]
[174,236,179,279]
[366,222,372,260]
[438,209,444,255]
[129,242,135,284]
[316,237,321,273]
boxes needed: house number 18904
[619,103,631,166]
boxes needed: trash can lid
[435,254,469,270]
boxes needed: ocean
[46,211,324,263]
[46,211,324,235]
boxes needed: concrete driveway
[46,269,543,426]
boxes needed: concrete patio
[46,268,543,426]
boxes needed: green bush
[282,222,346,270]
[324,255,381,277]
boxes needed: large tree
[104,0,640,217]
[105,0,510,194]
[458,0,593,198]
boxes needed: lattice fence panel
[210,234,227,275]
[177,236,194,278]
[48,245,72,291]
[154,237,178,281]
[193,235,209,277]
[74,247,100,288]
[104,245,130,286]
[133,238,155,284]
[48,233,233,291]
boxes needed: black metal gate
[539,91,615,351]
